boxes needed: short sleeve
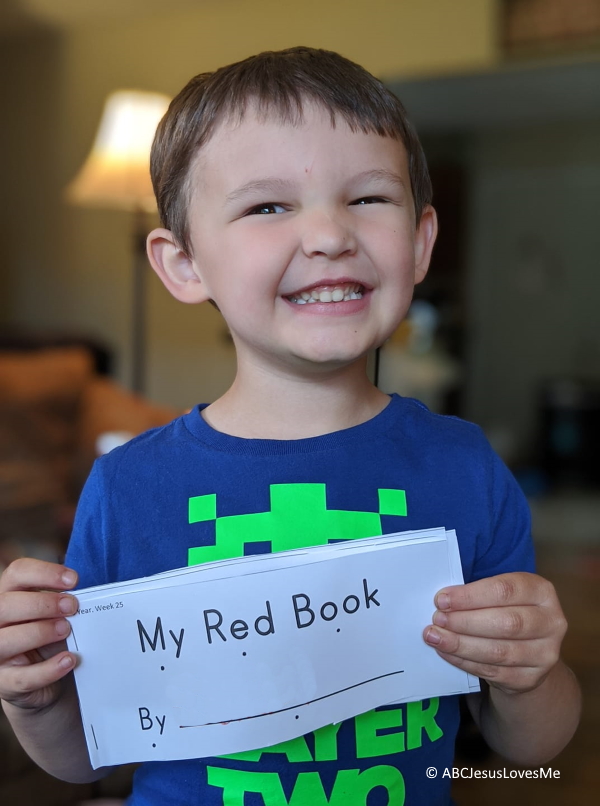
[471,448,536,581]
[65,461,111,590]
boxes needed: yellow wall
[4,0,500,406]
[64,0,499,94]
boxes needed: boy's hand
[0,559,79,712]
[423,572,567,695]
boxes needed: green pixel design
[188,483,406,566]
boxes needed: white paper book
[67,528,479,768]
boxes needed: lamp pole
[131,209,150,395]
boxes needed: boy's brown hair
[150,46,432,256]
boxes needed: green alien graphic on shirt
[185,483,443,806]
[187,482,408,566]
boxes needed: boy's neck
[202,357,390,440]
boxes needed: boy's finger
[0,620,71,664]
[0,651,76,705]
[431,650,543,692]
[431,605,551,640]
[0,591,78,628]
[435,573,554,612]
[0,559,78,594]
[423,626,555,669]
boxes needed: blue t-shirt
[66,394,535,806]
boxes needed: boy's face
[154,103,436,375]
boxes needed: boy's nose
[300,210,358,260]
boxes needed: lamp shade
[66,90,171,212]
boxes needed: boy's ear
[414,205,438,284]
[146,228,211,304]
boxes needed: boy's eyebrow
[225,178,294,206]
[224,169,408,207]
[353,169,408,192]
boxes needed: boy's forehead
[203,97,403,146]
[191,102,410,187]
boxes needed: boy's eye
[351,196,386,205]
[246,203,287,215]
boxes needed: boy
[0,47,580,805]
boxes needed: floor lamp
[66,90,171,394]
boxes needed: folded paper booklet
[66,527,479,768]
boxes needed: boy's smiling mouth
[285,282,366,305]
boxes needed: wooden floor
[452,541,600,804]
[1,521,599,805]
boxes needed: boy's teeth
[288,284,364,304]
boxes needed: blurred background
[0,0,598,803]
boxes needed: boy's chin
[235,333,381,375]
[286,347,372,373]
